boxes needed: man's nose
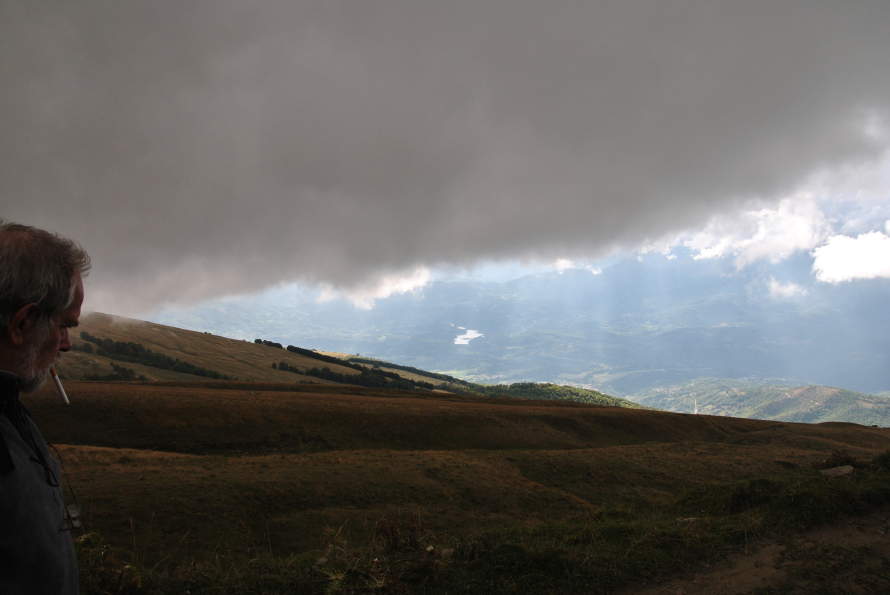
[59,328,71,352]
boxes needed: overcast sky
[2,1,889,314]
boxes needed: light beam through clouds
[2,1,890,314]
[553,259,602,275]
[317,267,431,310]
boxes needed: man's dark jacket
[0,371,79,594]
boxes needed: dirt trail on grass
[628,507,890,594]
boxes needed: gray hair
[0,220,91,335]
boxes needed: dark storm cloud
[2,1,889,313]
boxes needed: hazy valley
[146,252,890,430]
[152,255,890,396]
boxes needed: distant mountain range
[150,252,890,396]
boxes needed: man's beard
[17,322,54,393]
[19,364,51,393]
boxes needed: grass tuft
[872,449,890,471]
[817,449,860,469]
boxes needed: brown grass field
[26,379,890,594]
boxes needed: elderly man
[0,220,89,595]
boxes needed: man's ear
[7,303,40,346]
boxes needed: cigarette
[49,367,70,405]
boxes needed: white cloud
[768,277,808,299]
[553,258,574,273]
[637,240,677,259]
[454,329,484,345]
[636,151,890,271]
[803,149,890,234]
[317,267,431,309]
[552,258,603,275]
[812,226,890,283]
[680,195,831,268]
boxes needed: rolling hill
[27,377,890,594]
[61,312,361,384]
[59,312,637,408]
[631,377,890,426]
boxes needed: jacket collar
[0,370,22,398]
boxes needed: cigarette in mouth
[50,367,70,405]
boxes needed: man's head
[0,221,90,392]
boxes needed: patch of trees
[260,340,380,373]
[274,361,438,391]
[258,340,368,370]
[257,338,470,392]
[346,357,474,387]
[305,366,433,390]
[80,332,233,380]
[254,339,283,349]
[85,363,147,382]
[273,361,299,373]
[260,342,467,392]
[285,344,363,369]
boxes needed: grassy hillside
[59,313,641,409]
[61,312,360,383]
[340,355,637,407]
[40,316,890,592]
[27,380,890,594]
[632,377,890,426]
[477,382,643,408]
[31,381,815,454]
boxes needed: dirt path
[629,507,890,594]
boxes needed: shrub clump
[872,450,890,471]
[817,449,859,469]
